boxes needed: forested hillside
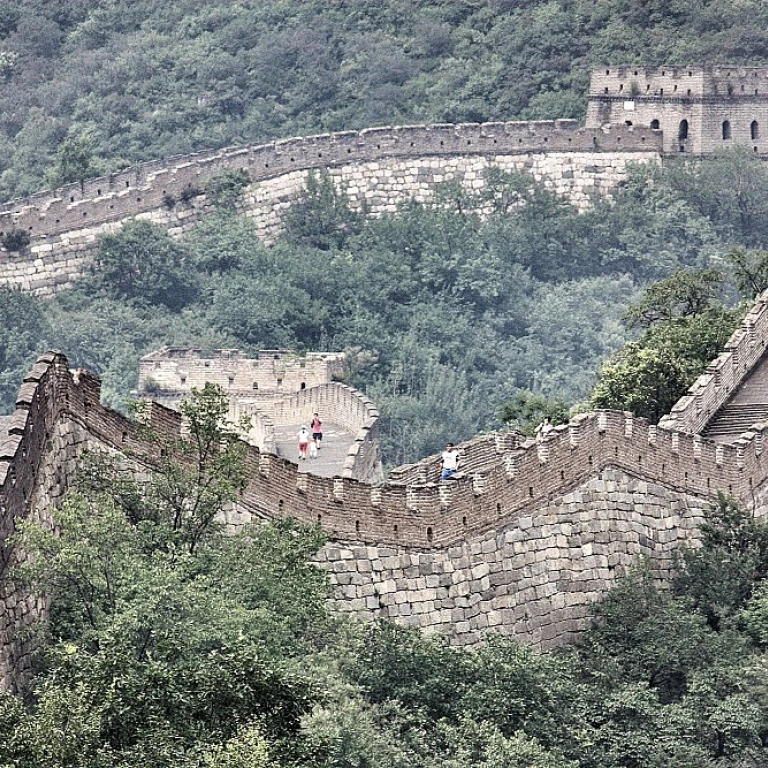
[2,0,768,200]
[4,153,768,464]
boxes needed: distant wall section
[0,121,661,295]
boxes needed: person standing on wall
[311,412,323,450]
[297,425,310,460]
[441,443,460,481]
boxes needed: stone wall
[5,350,768,688]
[138,347,345,397]
[315,470,705,650]
[0,121,661,295]
[136,348,381,483]
[587,66,768,155]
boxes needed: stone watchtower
[586,66,768,156]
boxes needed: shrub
[2,228,30,252]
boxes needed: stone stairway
[702,351,768,441]
[272,422,355,478]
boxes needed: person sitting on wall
[441,443,460,480]
[535,417,553,443]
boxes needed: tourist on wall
[441,443,460,480]
[311,413,323,449]
[297,426,310,460]
[309,438,318,459]
[535,417,553,443]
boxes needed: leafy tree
[725,246,768,301]
[88,219,198,309]
[498,391,569,436]
[283,170,364,251]
[591,270,741,422]
[0,287,48,413]
[622,268,725,328]
[675,493,768,631]
[667,148,768,247]
[5,385,329,767]
[204,168,251,209]
[81,383,248,553]
[1,228,30,252]
[49,134,99,187]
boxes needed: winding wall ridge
[3,349,768,684]
[268,382,381,482]
[0,121,662,295]
[660,290,768,434]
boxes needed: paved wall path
[273,422,354,478]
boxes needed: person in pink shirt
[311,413,323,450]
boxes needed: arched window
[752,120,759,140]
[722,120,731,140]
[678,119,689,140]
[650,119,660,129]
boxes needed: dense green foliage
[3,1,768,201]
[591,269,743,421]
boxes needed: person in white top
[297,426,310,460]
[535,417,553,443]
[441,443,460,480]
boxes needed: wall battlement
[0,120,661,295]
[587,65,768,155]
[660,292,768,434]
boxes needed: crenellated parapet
[4,351,768,675]
[0,121,661,295]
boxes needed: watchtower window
[678,119,689,140]
[722,120,732,140]
[650,119,660,129]
[625,120,633,126]
[752,120,759,140]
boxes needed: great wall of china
[2,286,768,689]
[0,120,661,295]
[5,66,768,690]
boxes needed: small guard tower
[586,66,768,156]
